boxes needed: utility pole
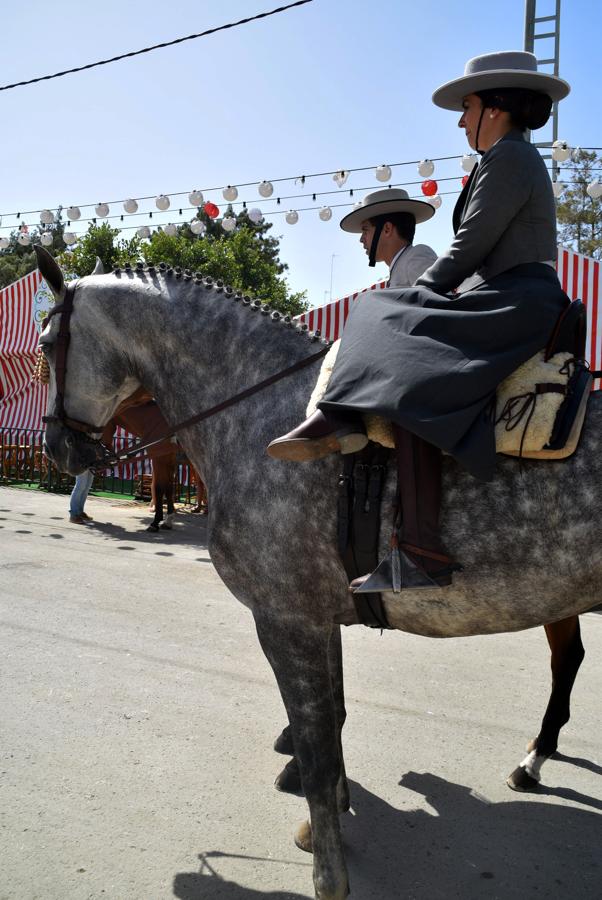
[524,0,562,179]
[329,254,337,301]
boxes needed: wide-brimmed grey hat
[432,50,570,111]
[340,188,435,233]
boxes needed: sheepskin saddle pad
[307,342,591,460]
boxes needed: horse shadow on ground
[173,772,601,900]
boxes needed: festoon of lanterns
[5,146,585,247]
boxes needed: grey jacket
[417,130,557,294]
[389,243,437,287]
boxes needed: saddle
[310,300,594,462]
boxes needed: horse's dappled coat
[39,258,602,900]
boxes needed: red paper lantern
[204,201,220,219]
[421,180,438,197]
[462,175,469,188]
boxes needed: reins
[43,281,330,468]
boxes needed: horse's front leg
[255,614,349,900]
[274,626,350,813]
[507,615,585,791]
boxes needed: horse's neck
[107,281,319,473]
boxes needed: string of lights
[1,144,599,249]
[0,0,314,93]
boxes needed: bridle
[42,281,330,469]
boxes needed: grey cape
[319,131,569,481]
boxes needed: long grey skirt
[319,263,569,481]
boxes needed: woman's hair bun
[476,88,553,131]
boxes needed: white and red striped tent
[297,248,601,391]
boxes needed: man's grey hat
[432,50,570,111]
[340,188,435,233]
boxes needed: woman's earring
[489,113,494,118]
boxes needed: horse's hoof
[506,765,540,792]
[146,524,159,533]
[274,725,294,755]
[294,819,313,854]
[275,758,303,795]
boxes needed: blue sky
[1,0,599,305]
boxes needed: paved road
[0,485,600,900]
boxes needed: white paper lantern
[319,206,332,221]
[258,180,274,198]
[223,185,238,202]
[136,225,150,239]
[40,209,55,225]
[418,159,434,178]
[18,232,31,246]
[0,237,9,250]
[67,206,81,220]
[155,194,170,211]
[586,180,602,200]
[40,232,53,246]
[285,210,299,225]
[375,164,392,183]
[551,140,571,162]
[333,170,349,188]
[63,232,77,245]
[551,181,565,198]
[190,218,206,235]
[571,147,582,163]
[222,216,237,233]
[188,190,204,207]
[123,198,138,214]
[247,207,263,224]
[164,223,178,236]
[95,203,109,218]
[428,194,442,209]
[461,153,478,172]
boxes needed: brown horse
[102,388,199,532]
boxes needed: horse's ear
[34,245,65,300]
[92,257,104,275]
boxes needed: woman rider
[267,51,571,590]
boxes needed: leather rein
[43,282,329,469]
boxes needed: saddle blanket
[307,342,589,460]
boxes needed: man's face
[360,220,376,257]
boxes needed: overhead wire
[0,0,314,92]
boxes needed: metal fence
[0,427,197,503]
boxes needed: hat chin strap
[369,219,385,267]
[475,105,487,155]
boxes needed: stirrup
[352,546,443,594]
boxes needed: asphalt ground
[0,485,600,900]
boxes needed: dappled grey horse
[37,248,600,900]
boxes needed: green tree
[142,210,306,315]
[556,150,602,259]
[58,222,142,276]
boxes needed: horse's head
[36,247,141,474]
